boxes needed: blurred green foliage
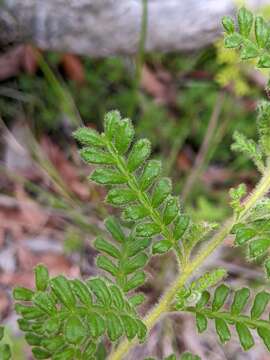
[0,43,263,225]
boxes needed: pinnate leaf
[104,110,121,140]
[114,118,134,154]
[127,139,151,172]
[215,318,231,344]
[151,177,172,208]
[224,33,242,48]
[163,196,179,225]
[231,288,250,315]
[35,264,49,292]
[238,7,253,37]
[139,160,162,191]
[255,16,269,48]
[80,147,115,165]
[212,284,230,311]
[73,127,104,147]
[90,168,127,185]
[236,323,254,351]
[122,204,149,221]
[222,16,235,34]
[106,188,136,206]
[152,240,172,254]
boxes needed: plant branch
[109,164,270,360]
[184,307,270,331]
[106,139,184,264]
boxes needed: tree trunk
[1,0,269,57]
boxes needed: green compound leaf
[127,139,151,172]
[238,7,253,38]
[80,147,115,165]
[139,160,162,191]
[232,199,270,278]
[13,287,34,301]
[122,204,149,222]
[229,183,247,217]
[35,264,49,292]
[181,353,201,360]
[94,216,149,294]
[255,16,269,48]
[123,271,146,292]
[258,54,270,68]
[236,323,254,351]
[94,237,121,259]
[240,39,259,60]
[196,313,207,333]
[265,259,270,278]
[212,284,230,311]
[173,215,190,240]
[257,101,270,156]
[224,33,242,48]
[175,269,226,311]
[152,240,172,254]
[106,188,137,206]
[222,16,235,34]
[73,127,105,148]
[251,291,270,320]
[215,318,231,344]
[104,110,121,140]
[90,168,127,185]
[136,222,160,237]
[231,288,250,315]
[163,196,180,225]
[165,356,176,360]
[50,275,76,310]
[151,177,172,208]
[14,265,147,359]
[183,285,270,352]
[114,118,134,154]
[71,279,93,307]
[231,131,264,172]
[74,111,190,261]
[222,7,270,71]
[105,216,125,243]
[64,315,86,344]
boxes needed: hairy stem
[109,165,270,360]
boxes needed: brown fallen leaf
[21,45,39,74]
[15,185,49,233]
[141,64,176,105]
[61,54,85,85]
[0,190,50,241]
[177,148,193,172]
[0,228,5,249]
[0,46,24,81]
[41,136,90,200]
[0,45,40,80]
[0,207,25,240]
[1,249,80,289]
[0,291,9,319]
[0,272,34,289]
[16,244,79,274]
